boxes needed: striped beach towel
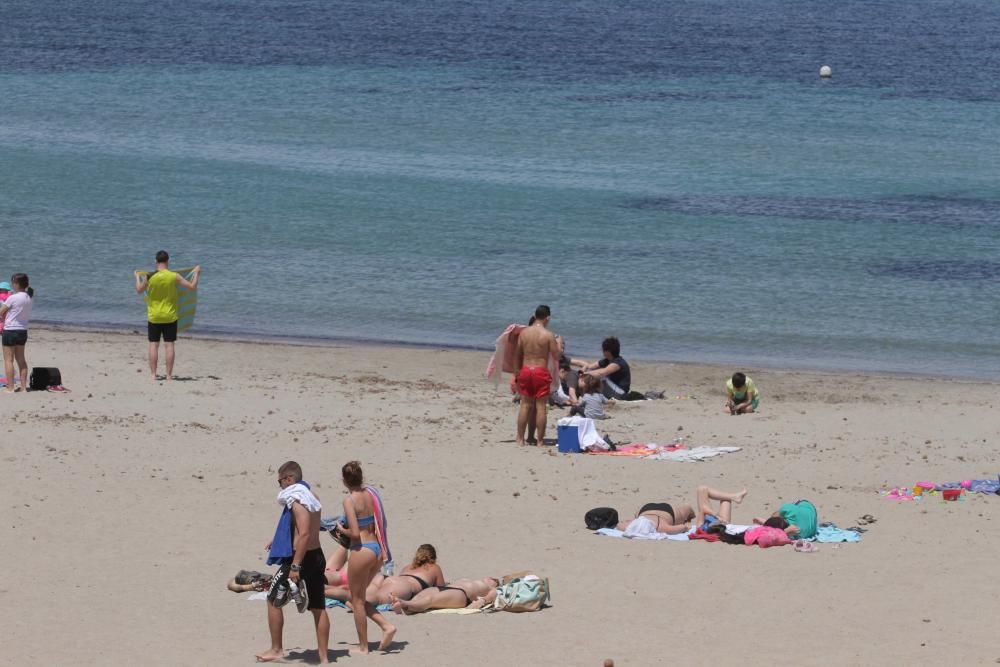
[135,266,198,333]
[364,485,392,566]
[174,267,198,333]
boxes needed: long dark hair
[708,523,747,545]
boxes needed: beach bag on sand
[585,507,619,530]
[29,367,61,391]
[491,571,550,613]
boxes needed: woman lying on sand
[390,577,500,615]
[616,485,748,535]
[325,543,445,606]
[752,499,818,539]
[368,544,445,605]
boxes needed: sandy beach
[2,327,998,666]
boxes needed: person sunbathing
[389,577,500,615]
[617,485,748,535]
[367,544,445,605]
[324,543,445,606]
[752,499,817,539]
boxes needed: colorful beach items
[882,477,1000,501]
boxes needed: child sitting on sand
[573,374,613,419]
[726,372,759,415]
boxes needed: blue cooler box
[557,424,581,453]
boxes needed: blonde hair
[409,544,437,569]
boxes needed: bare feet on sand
[254,648,283,662]
[378,625,397,651]
[735,489,748,504]
[350,645,371,656]
[389,594,409,615]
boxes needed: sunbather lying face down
[366,544,446,605]
[389,577,501,615]
[324,541,446,604]
[616,486,749,535]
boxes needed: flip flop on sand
[857,514,877,525]
[794,540,818,553]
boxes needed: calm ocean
[2,0,999,377]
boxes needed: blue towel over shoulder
[267,481,312,565]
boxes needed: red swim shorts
[517,366,552,399]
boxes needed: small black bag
[585,507,619,530]
[29,367,61,391]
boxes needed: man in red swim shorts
[514,305,560,446]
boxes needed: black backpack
[585,507,619,530]
[29,367,61,391]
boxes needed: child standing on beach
[575,374,614,419]
[726,372,759,414]
[0,274,33,394]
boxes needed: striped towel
[174,267,198,333]
[134,266,198,333]
[364,485,392,566]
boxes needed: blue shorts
[700,514,720,532]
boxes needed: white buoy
[819,65,832,78]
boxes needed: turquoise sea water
[1,1,999,377]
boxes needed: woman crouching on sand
[616,485,748,535]
[340,461,396,654]
[390,576,500,614]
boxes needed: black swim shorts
[1,330,27,347]
[299,548,326,610]
[147,321,178,343]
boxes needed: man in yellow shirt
[134,250,200,381]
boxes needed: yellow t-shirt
[145,270,179,324]
[726,376,758,399]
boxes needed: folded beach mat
[135,266,198,333]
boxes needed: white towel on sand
[620,516,693,541]
[556,416,608,451]
[644,446,741,462]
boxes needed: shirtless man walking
[514,305,560,446]
[256,461,330,663]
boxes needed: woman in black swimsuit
[616,486,748,535]
[390,576,501,615]
[367,544,445,605]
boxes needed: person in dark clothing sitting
[578,337,647,401]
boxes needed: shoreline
[31,320,998,385]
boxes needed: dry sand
[2,327,998,666]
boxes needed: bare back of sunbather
[368,562,445,605]
[617,504,696,534]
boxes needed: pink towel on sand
[744,526,792,548]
